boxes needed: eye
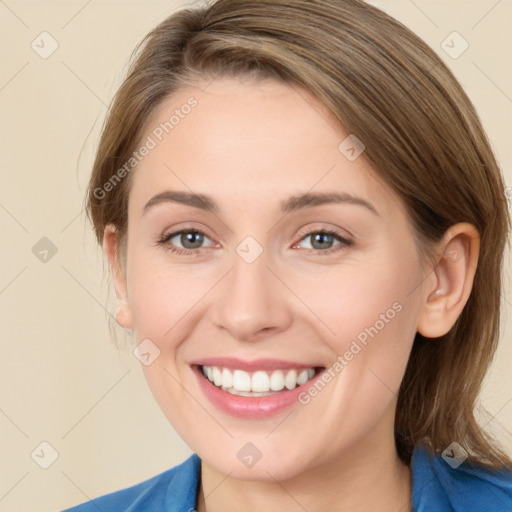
[156,229,216,256]
[293,229,353,255]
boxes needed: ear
[103,224,134,331]
[416,222,480,338]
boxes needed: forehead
[128,77,399,218]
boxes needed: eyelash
[156,228,353,257]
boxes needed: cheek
[295,252,421,392]
[126,248,205,339]
[296,256,416,343]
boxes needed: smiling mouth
[197,364,324,397]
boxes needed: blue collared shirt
[62,443,512,511]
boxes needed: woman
[63,0,512,510]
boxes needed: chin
[200,443,314,482]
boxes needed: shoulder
[60,453,201,512]
[412,443,512,512]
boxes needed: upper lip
[190,357,323,372]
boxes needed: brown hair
[85,0,512,469]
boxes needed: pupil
[183,231,203,248]
[312,233,332,250]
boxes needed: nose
[210,248,293,343]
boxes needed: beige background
[1,0,511,510]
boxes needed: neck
[196,432,412,512]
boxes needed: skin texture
[104,76,480,512]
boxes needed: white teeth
[232,370,252,391]
[201,365,318,394]
[212,367,222,386]
[297,369,309,386]
[251,371,270,392]
[222,368,233,388]
[284,369,297,390]
[269,370,285,391]
[225,388,272,397]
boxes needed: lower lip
[192,365,323,419]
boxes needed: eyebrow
[142,190,379,216]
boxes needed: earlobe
[417,223,480,339]
[115,298,134,332]
[103,224,134,331]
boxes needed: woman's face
[115,76,430,480]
